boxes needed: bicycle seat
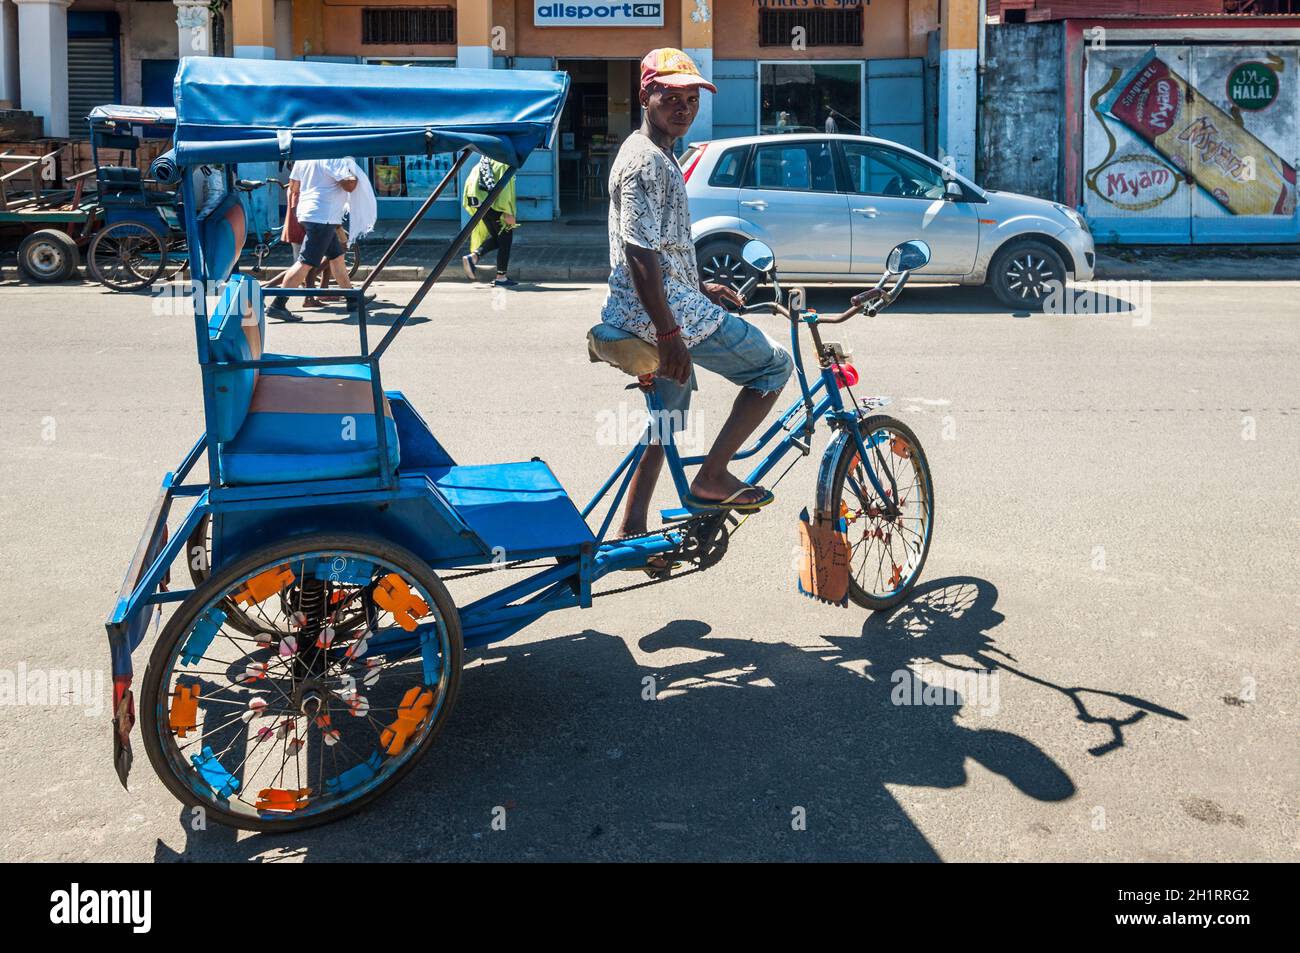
[587,323,658,378]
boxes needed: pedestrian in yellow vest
[461,156,518,286]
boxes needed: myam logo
[49,884,151,933]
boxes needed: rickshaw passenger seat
[206,275,399,486]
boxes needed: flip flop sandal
[621,556,683,577]
[684,486,775,513]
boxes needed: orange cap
[640,48,717,95]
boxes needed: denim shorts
[298,221,344,267]
[593,313,794,417]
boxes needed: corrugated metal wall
[68,37,119,130]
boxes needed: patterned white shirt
[600,132,726,348]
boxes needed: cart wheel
[142,533,462,832]
[161,236,189,282]
[830,415,935,611]
[17,229,80,283]
[346,243,362,279]
[87,221,168,291]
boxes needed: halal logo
[1227,62,1278,111]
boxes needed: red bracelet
[658,325,682,341]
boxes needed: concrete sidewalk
[262,218,1300,283]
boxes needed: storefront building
[1,0,977,223]
[286,0,977,220]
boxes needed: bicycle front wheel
[829,415,934,611]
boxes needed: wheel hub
[294,680,326,718]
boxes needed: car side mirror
[944,179,965,201]
[886,240,931,274]
[741,239,775,273]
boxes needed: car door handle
[740,200,768,210]
[852,207,880,218]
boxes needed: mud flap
[797,507,850,607]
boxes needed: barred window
[758,8,864,48]
[362,7,456,45]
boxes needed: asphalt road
[0,276,1296,861]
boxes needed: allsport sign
[534,1,664,27]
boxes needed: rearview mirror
[741,239,775,273]
[887,240,931,274]
[945,179,965,200]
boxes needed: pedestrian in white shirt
[267,158,371,322]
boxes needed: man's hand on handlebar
[701,281,744,311]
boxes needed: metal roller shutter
[68,36,119,129]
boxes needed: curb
[356,265,611,283]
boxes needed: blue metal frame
[580,308,894,538]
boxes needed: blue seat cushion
[218,364,400,486]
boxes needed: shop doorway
[555,58,640,222]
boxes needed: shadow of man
[155,576,1182,861]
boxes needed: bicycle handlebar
[741,270,912,325]
[233,178,287,193]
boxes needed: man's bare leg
[276,261,314,291]
[689,387,781,503]
[327,254,353,290]
[618,443,664,537]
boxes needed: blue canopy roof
[172,57,569,168]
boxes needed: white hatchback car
[681,134,1095,309]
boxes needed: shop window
[745,141,838,193]
[758,8,863,48]
[759,62,862,135]
[363,59,457,200]
[362,7,456,45]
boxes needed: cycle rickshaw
[84,104,189,291]
[106,57,935,831]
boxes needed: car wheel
[988,240,1068,311]
[696,238,760,296]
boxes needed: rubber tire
[987,239,1068,311]
[140,532,463,833]
[696,237,759,295]
[829,414,935,612]
[18,229,80,283]
[346,243,362,280]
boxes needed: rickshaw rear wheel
[829,415,935,611]
[87,221,168,291]
[18,229,80,282]
[141,532,462,832]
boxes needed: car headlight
[1053,203,1090,233]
